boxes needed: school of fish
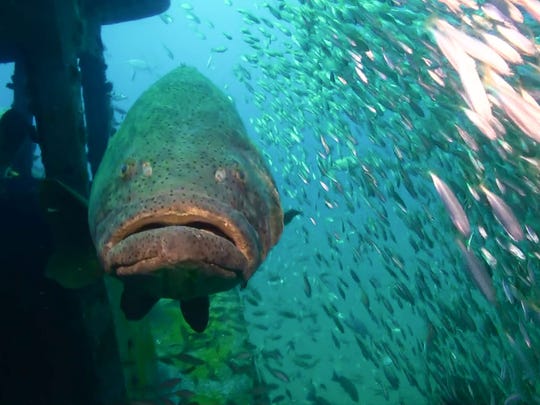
[144,0,540,403]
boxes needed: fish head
[88,66,283,306]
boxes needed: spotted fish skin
[88,66,283,308]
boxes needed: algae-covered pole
[0,1,127,404]
[79,19,113,175]
[22,1,128,403]
[7,62,35,178]
[29,58,88,195]
[25,0,89,196]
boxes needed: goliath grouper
[88,66,284,332]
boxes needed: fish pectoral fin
[283,209,302,225]
[120,287,159,321]
[179,296,210,333]
[40,179,103,289]
[41,178,89,207]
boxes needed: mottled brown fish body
[89,66,283,301]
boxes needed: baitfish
[88,66,284,332]
[332,371,359,402]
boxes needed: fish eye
[141,161,153,177]
[214,167,227,182]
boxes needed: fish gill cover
[93,0,540,403]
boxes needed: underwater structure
[2,0,539,404]
[0,1,169,404]
[0,2,278,404]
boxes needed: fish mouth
[100,205,261,299]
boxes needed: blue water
[1,0,539,404]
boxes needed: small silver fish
[456,239,496,304]
[480,185,524,241]
[430,172,471,237]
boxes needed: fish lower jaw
[102,224,256,298]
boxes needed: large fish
[88,66,283,332]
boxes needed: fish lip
[123,220,237,247]
[108,225,248,280]
[98,196,262,283]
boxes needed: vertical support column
[0,63,35,178]
[26,0,88,196]
[18,2,127,404]
[10,61,35,178]
[28,58,89,195]
[80,19,113,175]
